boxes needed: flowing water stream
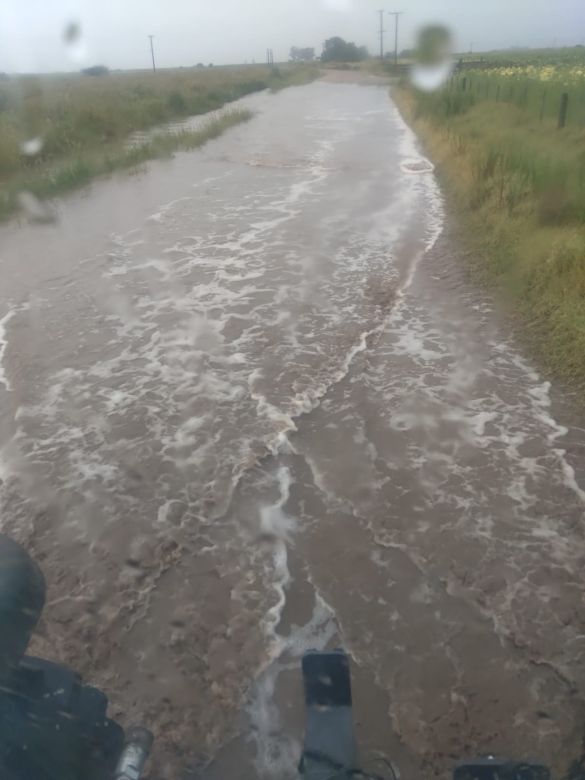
[0,77,584,778]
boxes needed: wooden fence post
[462,77,467,91]
[558,92,569,129]
[540,89,547,122]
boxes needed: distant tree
[321,37,368,63]
[196,63,205,69]
[399,48,416,60]
[208,63,214,67]
[81,65,109,76]
[289,46,316,62]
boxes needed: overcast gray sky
[1,0,583,73]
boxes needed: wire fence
[450,71,585,129]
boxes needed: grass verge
[393,85,585,397]
[0,109,253,220]
[0,64,318,221]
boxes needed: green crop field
[460,46,585,66]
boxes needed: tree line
[290,37,369,64]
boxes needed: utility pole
[377,10,385,61]
[388,12,403,67]
[148,35,156,73]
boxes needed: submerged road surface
[1,77,585,778]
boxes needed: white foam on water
[400,157,435,174]
[283,591,339,657]
[146,195,192,224]
[361,285,585,569]
[129,257,174,279]
[3,87,454,707]
[286,328,380,420]
[347,110,444,310]
[260,467,296,638]
[557,455,585,503]
[505,360,585,503]
[246,667,300,779]
[394,329,446,362]
[0,309,17,392]
[292,444,355,514]
[248,592,339,779]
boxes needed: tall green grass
[411,88,585,227]
[0,109,254,221]
[0,64,318,218]
[448,72,585,129]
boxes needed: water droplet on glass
[63,21,88,64]
[410,24,453,92]
[17,192,57,225]
[64,21,81,44]
[20,137,44,156]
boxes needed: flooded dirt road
[1,79,585,778]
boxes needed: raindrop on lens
[63,21,88,64]
[64,21,81,44]
[410,24,454,92]
[20,137,44,156]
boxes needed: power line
[388,12,404,67]
[148,35,156,73]
[377,10,385,61]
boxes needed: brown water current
[0,78,584,778]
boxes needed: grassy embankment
[0,64,318,220]
[394,52,585,395]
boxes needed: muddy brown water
[1,79,585,779]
